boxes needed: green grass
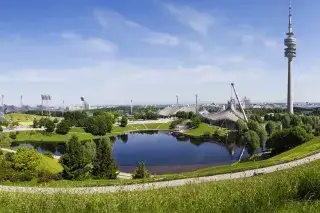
[1,160,320,212]
[69,127,86,133]
[184,123,227,136]
[4,113,61,126]
[12,131,98,143]
[38,155,63,174]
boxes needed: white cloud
[166,4,214,36]
[144,32,180,46]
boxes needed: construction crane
[230,83,249,162]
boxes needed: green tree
[235,120,248,132]
[13,147,41,171]
[0,133,12,147]
[303,124,313,134]
[176,111,188,119]
[243,130,260,155]
[0,126,2,132]
[32,118,39,128]
[60,135,89,180]
[92,137,118,179]
[132,161,150,179]
[290,115,302,127]
[265,121,277,136]
[255,127,268,148]
[9,132,17,140]
[266,127,313,155]
[120,116,128,127]
[56,119,71,135]
[53,118,59,123]
[44,119,55,133]
[281,115,291,129]
[191,116,201,128]
[247,120,260,131]
[83,140,96,165]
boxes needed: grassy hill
[1,157,320,212]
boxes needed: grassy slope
[4,113,61,126]
[39,155,63,174]
[1,160,320,212]
[13,131,98,142]
[184,123,228,136]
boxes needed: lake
[11,131,249,174]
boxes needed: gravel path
[0,152,319,195]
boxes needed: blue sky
[0,0,319,106]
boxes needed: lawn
[4,113,62,126]
[184,123,227,136]
[1,159,320,212]
[12,131,98,143]
[39,155,63,174]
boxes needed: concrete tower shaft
[284,0,296,114]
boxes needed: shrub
[43,151,54,159]
[120,116,128,127]
[0,133,12,147]
[18,170,34,182]
[13,147,41,171]
[267,127,313,155]
[132,161,150,179]
[56,119,71,135]
[4,152,15,162]
[9,132,17,140]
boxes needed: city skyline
[1,0,320,105]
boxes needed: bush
[56,119,71,135]
[18,170,34,182]
[13,147,41,171]
[4,152,15,162]
[132,161,150,179]
[43,151,54,159]
[0,133,12,147]
[120,116,128,127]
[267,127,313,155]
[9,132,17,140]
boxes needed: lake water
[11,131,249,174]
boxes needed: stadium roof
[202,103,244,122]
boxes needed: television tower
[176,95,179,107]
[284,0,296,114]
[130,100,133,115]
[195,94,198,114]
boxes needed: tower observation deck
[284,0,296,114]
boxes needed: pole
[231,83,248,122]
[130,100,133,115]
[195,94,198,114]
[176,95,179,107]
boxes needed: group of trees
[235,119,268,155]
[60,135,118,180]
[133,111,158,120]
[33,118,56,133]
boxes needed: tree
[187,111,195,119]
[92,137,118,179]
[44,119,55,133]
[266,127,313,155]
[247,120,260,132]
[290,115,302,127]
[190,116,201,128]
[243,130,260,155]
[0,126,2,132]
[132,161,150,179]
[255,127,268,148]
[56,119,71,135]
[265,121,277,136]
[281,115,291,129]
[9,132,17,140]
[53,118,59,123]
[176,111,187,119]
[120,116,128,127]
[303,124,313,134]
[32,119,39,128]
[235,120,248,132]
[60,135,90,179]
[0,133,12,147]
[83,140,96,165]
[13,147,41,171]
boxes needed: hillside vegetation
[1,159,320,212]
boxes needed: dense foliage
[55,119,71,135]
[92,137,118,179]
[243,130,260,155]
[266,127,313,155]
[120,116,128,127]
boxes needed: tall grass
[1,160,320,212]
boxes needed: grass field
[4,113,61,126]
[1,159,320,212]
[184,123,227,136]
[39,155,63,174]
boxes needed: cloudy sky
[0,0,319,106]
